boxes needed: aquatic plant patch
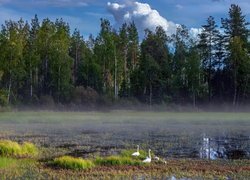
[53,156,95,170]
[0,140,38,158]
[0,157,16,169]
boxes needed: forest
[0,4,249,109]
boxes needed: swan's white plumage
[143,149,151,163]
[154,156,160,161]
[132,151,140,156]
[132,145,140,157]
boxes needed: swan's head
[137,145,139,147]
[149,149,151,151]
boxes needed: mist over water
[0,111,249,160]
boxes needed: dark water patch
[68,149,98,158]
[57,143,79,149]
[226,149,248,159]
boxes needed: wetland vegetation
[0,0,249,179]
[0,111,249,179]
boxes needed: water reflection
[199,134,249,160]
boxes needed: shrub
[72,86,99,106]
[53,156,95,170]
[40,95,55,108]
[0,140,38,158]
[95,156,143,166]
[0,90,8,107]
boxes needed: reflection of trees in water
[200,134,249,160]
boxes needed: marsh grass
[0,140,38,158]
[0,157,16,168]
[53,156,95,170]
[95,156,143,166]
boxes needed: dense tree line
[0,4,249,108]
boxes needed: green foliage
[53,156,94,170]
[0,140,38,158]
[0,90,8,106]
[0,5,249,107]
[95,156,143,166]
[22,142,39,157]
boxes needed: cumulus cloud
[107,1,178,36]
[107,1,202,39]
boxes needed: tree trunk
[8,49,13,104]
[7,76,12,104]
[74,45,78,85]
[30,61,33,98]
[44,56,48,94]
[233,68,237,106]
[208,50,212,102]
[242,75,249,102]
[149,75,152,108]
[35,67,39,96]
[124,48,128,96]
[192,86,196,108]
[114,45,118,99]
[57,65,61,103]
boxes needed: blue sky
[0,0,249,38]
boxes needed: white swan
[154,156,160,161]
[132,145,140,157]
[143,149,151,163]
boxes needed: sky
[0,0,249,38]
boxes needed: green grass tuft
[22,142,39,157]
[0,157,16,169]
[95,156,143,166]
[53,156,95,170]
[0,140,38,158]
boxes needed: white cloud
[107,1,202,39]
[190,28,202,37]
[176,4,184,10]
[189,28,203,41]
[107,1,178,36]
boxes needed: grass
[53,156,95,170]
[0,140,38,158]
[0,157,16,169]
[0,157,249,179]
[95,156,143,166]
[0,111,249,178]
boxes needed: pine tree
[222,4,250,105]
[198,16,219,101]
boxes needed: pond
[0,112,249,160]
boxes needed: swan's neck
[137,146,139,152]
[148,150,151,159]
